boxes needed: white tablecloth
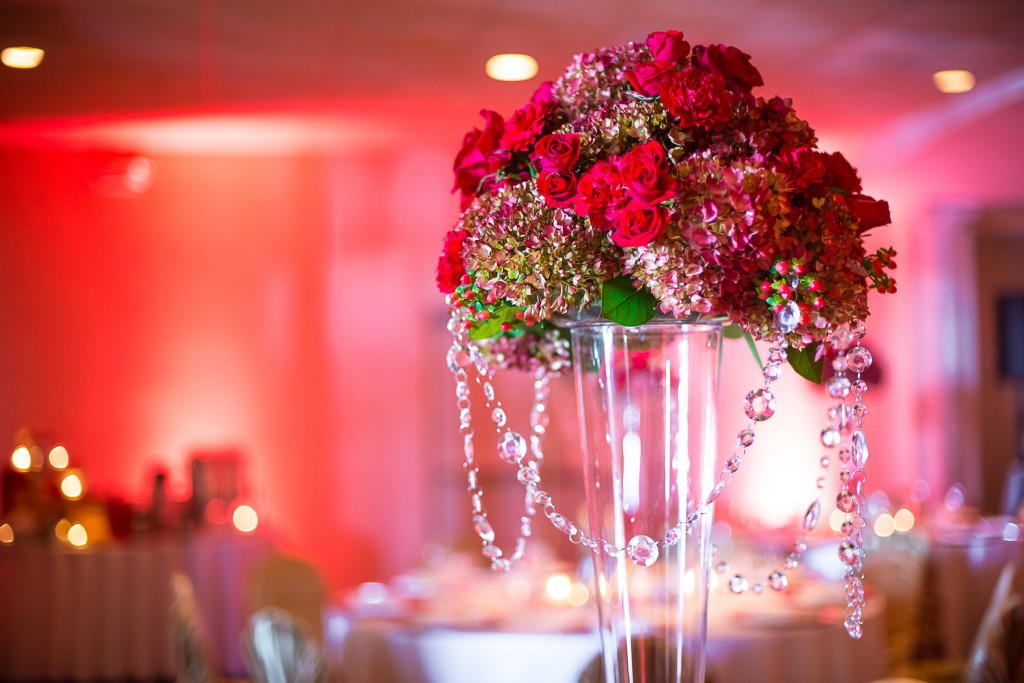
[323,586,888,683]
[0,530,273,681]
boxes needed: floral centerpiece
[438,29,894,376]
[436,28,896,650]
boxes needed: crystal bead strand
[446,300,547,573]
[827,321,872,639]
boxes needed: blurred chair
[577,636,715,683]
[247,554,327,644]
[241,607,329,683]
[964,562,1024,683]
[170,571,217,683]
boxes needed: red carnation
[575,160,626,230]
[659,68,735,129]
[501,100,551,152]
[773,148,827,191]
[436,229,468,294]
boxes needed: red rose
[436,229,467,294]
[846,195,891,231]
[618,140,676,206]
[452,110,508,209]
[537,171,578,209]
[533,133,581,172]
[659,68,735,129]
[773,148,827,190]
[575,160,625,229]
[611,202,668,247]
[626,60,677,98]
[696,44,763,94]
[646,30,690,63]
[501,100,551,152]
[821,152,863,194]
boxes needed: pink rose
[822,152,863,194]
[646,30,690,63]
[537,171,578,209]
[533,133,581,172]
[452,110,508,209]
[500,100,551,152]
[626,60,677,98]
[611,202,668,247]
[696,44,763,93]
[659,68,735,129]
[617,140,676,206]
[575,160,625,230]
[846,195,891,231]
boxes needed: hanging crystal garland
[445,296,873,638]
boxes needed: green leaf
[469,319,503,340]
[742,330,764,371]
[788,343,824,384]
[722,324,744,339]
[600,277,657,326]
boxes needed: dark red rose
[453,110,508,209]
[773,148,827,190]
[646,30,690,63]
[696,44,763,94]
[618,140,676,206]
[537,171,578,209]
[821,152,863,194]
[846,195,891,231]
[501,100,551,152]
[626,60,677,98]
[533,133,581,172]
[575,160,625,230]
[436,229,468,294]
[611,202,668,247]
[659,67,735,129]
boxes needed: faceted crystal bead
[821,427,841,448]
[483,382,495,401]
[491,558,511,573]
[763,363,783,382]
[829,325,854,351]
[729,575,749,594]
[533,491,552,506]
[851,430,869,469]
[471,493,483,514]
[832,355,848,372]
[456,382,470,400]
[665,527,682,545]
[446,344,472,371]
[626,535,660,567]
[767,347,788,364]
[603,541,623,557]
[463,435,475,463]
[774,301,801,333]
[473,515,495,542]
[850,320,867,339]
[838,541,859,565]
[530,405,549,434]
[853,403,868,418]
[517,465,540,486]
[714,561,728,574]
[482,544,502,559]
[820,455,831,468]
[459,408,472,428]
[549,513,576,536]
[706,481,727,504]
[768,570,788,592]
[845,620,864,640]
[837,491,857,513]
[492,408,507,427]
[738,428,755,447]
[845,346,872,372]
[826,375,852,398]
[744,389,777,421]
[725,455,742,473]
[497,431,527,463]
[803,500,821,531]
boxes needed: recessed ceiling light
[1,46,45,69]
[486,53,538,82]
[933,69,976,94]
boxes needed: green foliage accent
[722,324,744,339]
[788,342,824,384]
[468,306,520,340]
[600,277,657,327]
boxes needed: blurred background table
[0,529,272,681]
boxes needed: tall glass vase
[570,321,722,683]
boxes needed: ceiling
[0,0,1022,154]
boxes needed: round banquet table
[323,582,888,683]
[0,530,273,681]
